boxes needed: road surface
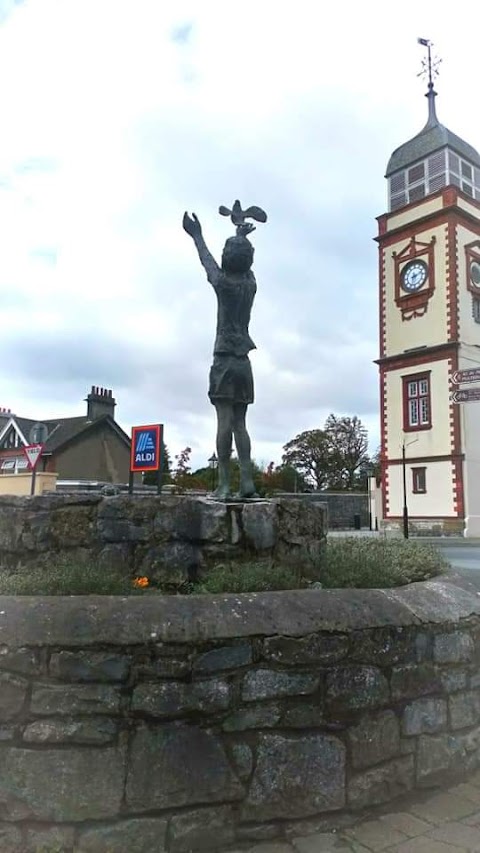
[435,542,480,572]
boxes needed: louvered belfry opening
[389,148,480,212]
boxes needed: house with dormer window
[0,387,131,485]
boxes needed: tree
[173,447,192,489]
[324,414,369,490]
[282,415,369,491]
[262,462,308,494]
[355,446,381,491]
[282,429,332,490]
[143,443,172,486]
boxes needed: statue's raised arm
[182,212,220,286]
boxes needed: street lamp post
[401,436,418,540]
[366,465,374,531]
[208,452,218,492]
[402,442,408,540]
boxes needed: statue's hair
[222,236,254,257]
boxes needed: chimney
[85,386,116,421]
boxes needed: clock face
[401,260,428,293]
[470,260,480,289]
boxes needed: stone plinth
[0,494,327,583]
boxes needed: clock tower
[376,43,480,537]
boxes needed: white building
[377,71,480,536]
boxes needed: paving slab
[409,790,478,824]
[427,819,480,847]
[344,819,408,850]
[449,781,480,806]
[292,831,352,851]
[378,812,432,838]
[386,839,467,852]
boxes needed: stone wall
[0,580,480,851]
[278,492,369,529]
[0,494,327,584]
[381,516,465,537]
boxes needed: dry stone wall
[0,494,327,584]
[0,581,479,851]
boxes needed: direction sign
[451,368,480,384]
[23,444,44,470]
[130,424,162,472]
[450,388,480,404]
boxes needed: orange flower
[132,576,149,588]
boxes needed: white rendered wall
[383,223,449,358]
[386,459,455,518]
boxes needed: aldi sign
[130,424,162,472]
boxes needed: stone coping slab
[0,580,478,647]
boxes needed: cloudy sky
[0,0,478,471]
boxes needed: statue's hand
[183,211,202,238]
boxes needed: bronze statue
[183,200,267,500]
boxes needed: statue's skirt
[208,354,254,405]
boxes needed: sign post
[450,388,480,404]
[23,444,44,496]
[451,368,480,385]
[129,424,163,495]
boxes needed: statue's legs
[233,403,257,498]
[213,401,233,500]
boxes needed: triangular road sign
[23,444,44,470]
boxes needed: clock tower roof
[386,85,480,178]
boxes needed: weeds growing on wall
[0,538,447,595]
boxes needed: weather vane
[417,37,442,89]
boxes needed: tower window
[403,373,432,431]
[391,173,405,194]
[389,150,480,211]
[409,185,426,202]
[473,297,480,324]
[408,163,425,183]
[428,152,445,176]
[448,151,460,173]
[429,173,446,193]
[412,467,427,494]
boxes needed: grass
[0,559,145,596]
[194,561,306,594]
[317,537,448,589]
[0,538,448,595]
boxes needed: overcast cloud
[0,0,477,470]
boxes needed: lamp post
[365,464,374,531]
[208,452,218,492]
[402,442,408,540]
[401,436,419,540]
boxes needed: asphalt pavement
[436,543,480,572]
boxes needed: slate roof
[386,91,480,177]
[3,415,130,454]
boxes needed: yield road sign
[23,444,44,470]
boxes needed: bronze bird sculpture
[219,200,268,236]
